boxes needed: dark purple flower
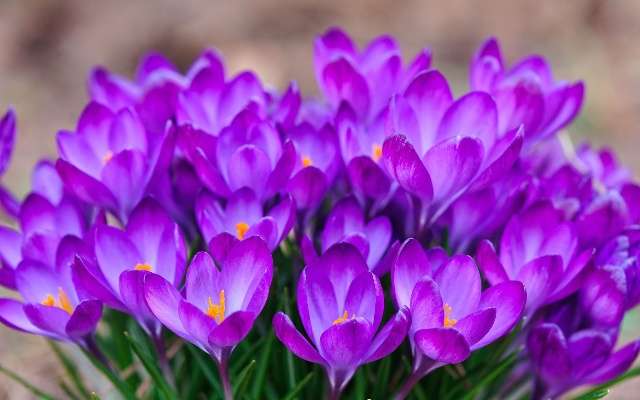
[302,196,392,274]
[470,37,584,141]
[196,188,295,250]
[392,239,525,382]
[144,237,272,363]
[274,243,410,396]
[528,323,639,399]
[74,198,186,334]
[56,103,171,222]
[0,242,102,343]
[476,201,593,315]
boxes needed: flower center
[102,151,114,164]
[302,155,313,167]
[235,222,250,240]
[134,263,153,272]
[332,310,350,325]
[372,144,382,162]
[41,287,74,315]
[207,290,226,323]
[443,303,457,328]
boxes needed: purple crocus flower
[391,239,526,398]
[195,188,295,250]
[476,201,593,315]
[0,240,102,343]
[301,196,392,274]
[144,237,272,399]
[179,109,296,202]
[528,323,640,399]
[0,108,19,218]
[73,198,186,335]
[56,103,171,222]
[382,70,524,228]
[274,243,410,398]
[285,122,339,210]
[470,37,584,142]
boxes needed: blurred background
[0,0,638,398]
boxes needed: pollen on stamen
[302,155,313,167]
[443,303,457,328]
[207,290,226,323]
[134,263,153,272]
[57,287,74,315]
[41,294,56,307]
[235,222,250,240]
[333,310,349,325]
[372,144,383,162]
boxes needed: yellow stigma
[372,144,383,162]
[134,263,153,272]
[41,287,74,315]
[102,151,113,164]
[443,303,457,328]
[302,155,313,167]
[333,310,350,325]
[207,290,226,323]
[235,221,250,240]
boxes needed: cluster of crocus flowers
[0,27,639,400]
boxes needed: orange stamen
[443,303,457,328]
[134,263,153,272]
[372,144,383,162]
[333,310,350,325]
[235,222,250,240]
[207,290,226,323]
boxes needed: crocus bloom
[391,239,525,398]
[144,237,272,398]
[476,201,592,315]
[0,242,102,343]
[470,37,584,142]
[274,243,410,398]
[285,122,339,210]
[0,108,18,218]
[179,109,296,201]
[74,198,186,334]
[56,102,171,222]
[528,323,640,399]
[382,70,523,227]
[195,188,295,250]
[301,196,392,274]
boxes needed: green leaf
[573,389,610,400]
[282,371,315,400]
[80,347,137,400]
[58,381,81,400]
[124,330,177,400]
[232,360,256,399]
[573,365,640,400]
[0,362,58,400]
[185,344,223,396]
[89,392,101,400]
[459,353,518,400]
[373,356,391,399]
[252,331,276,398]
[282,286,297,390]
[48,341,91,399]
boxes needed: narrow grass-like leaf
[573,365,640,400]
[252,331,276,398]
[459,353,518,400]
[80,347,136,400]
[58,381,81,400]
[373,356,391,399]
[48,341,91,398]
[185,344,223,395]
[124,331,177,400]
[573,389,610,400]
[282,371,315,400]
[232,359,256,399]
[0,362,58,400]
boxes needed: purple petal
[287,167,328,210]
[109,109,147,153]
[364,307,410,362]
[539,82,584,138]
[31,160,63,206]
[185,251,220,310]
[527,323,571,387]
[470,38,503,91]
[208,310,255,348]
[265,140,296,199]
[414,328,470,364]
[580,267,626,327]
[144,273,188,338]
[409,277,444,331]
[392,238,432,308]
[516,255,563,314]
[273,312,325,364]
[219,72,265,125]
[382,135,433,200]
[476,240,509,285]
[347,156,392,199]
[319,317,373,368]
[0,108,16,175]
[437,92,497,150]
[94,225,141,292]
[71,257,125,311]
[435,255,482,319]
[208,233,239,265]
[298,269,339,345]
[100,149,148,219]
[0,298,44,334]
[24,304,70,339]
[364,216,392,268]
[568,330,612,380]
[227,145,271,196]
[344,272,383,330]
[456,308,496,349]
[56,159,117,211]
[321,58,370,118]
[474,281,526,348]
[586,340,640,384]
[178,300,217,349]
[268,194,296,245]
[119,270,155,328]
[65,300,102,338]
[470,127,523,190]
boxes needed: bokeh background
[0,0,639,398]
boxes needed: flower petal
[435,255,482,319]
[208,310,255,348]
[66,299,102,338]
[365,307,410,363]
[474,281,526,348]
[414,327,470,364]
[273,312,325,364]
[319,317,373,368]
[382,135,433,200]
